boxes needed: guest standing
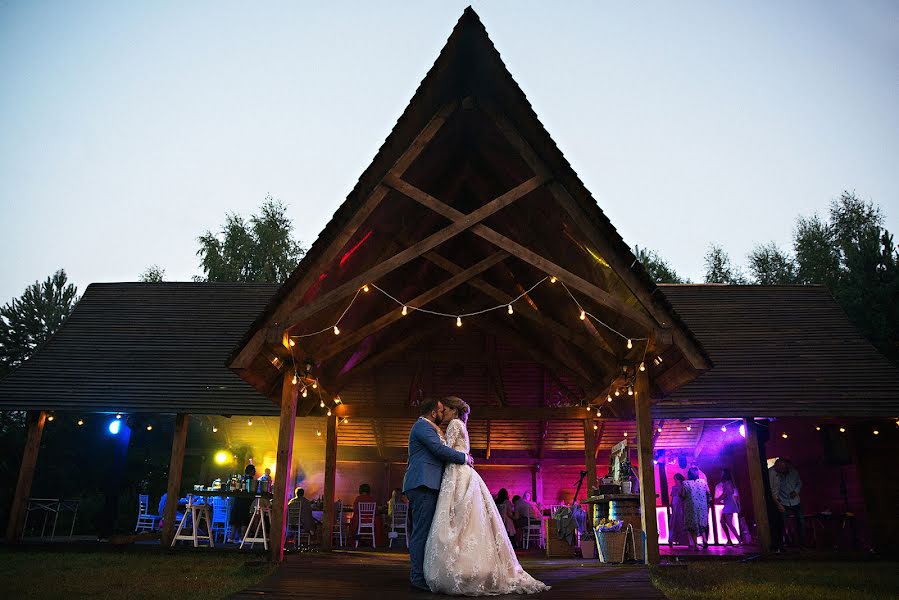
[668,473,687,547]
[495,488,516,538]
[715,469,741,545]
[229,459,256,542]
[680,467,711,550]
[768,458,803,548]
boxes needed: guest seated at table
[495,488,516,540]
[349,483,384,547]
[513,492,540,545]
[387,488,406,519]
[157,492,183,528]
[289,487,319,536]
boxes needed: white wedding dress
[424,418,550,596]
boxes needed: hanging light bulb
[327,408,332,417]
[456,316,462,327]
[627,386,634,396]
[597,411,602,418]
[593,423,598,431]
[401,305,408,316]
[815,425,821,431]
[292,373,298,385]
[334,396,342,404]
[639,362,645,372]
[627,339,633,349]
[146,424,153,431]
[77,419,84,426]
[116,413,122,420]
[342,417,349,424]
[333,325,340,335]
[579,309,586,321]
[614,389,620,397]
[320,400,325,408]
[247,418,253,426]
[212,426,218,433]
[839,427,846,433]
[301,387,308,398]
[721,425,727,433]
[607,395,612,402]
[657,427,663,433]
[586,406,591,412]
[362,284,370,293]
[550,276,557,284]
[312,381,317,389]
[781,433,788,439]
[47,414,54,422]
[623,432,628,437]
[873,429,880,435]
[507,304,513,315]
[686,425,692,431]
[289,339,296,347]
[316,429,321,437]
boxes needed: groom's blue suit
[403,417,467,589]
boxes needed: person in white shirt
[768,458,803,549]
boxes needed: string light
[247,418,253,426]
[781,433,788,439]
[815,425,821,431]
[212,426,218,433]
[686,425,692,431]
[550,276,557,283]
[721,425,728,433]
[593,422,598,430]
[116,413,122,419]
[362,284,370,293]
[320,400,325,408]
[327,408,332,417]
[579,309,586,321]
[146,425,153,431]
[292,373,299,385]
[623,432,628,437]
[47,414,54,422]
[289,339,296,347]
[342,417,349,424]
[839,427,846,433]
[334,396,342,404]
[873,429,879,436]
[302,387,308,398]
[77,419,84,426]
[627,339,633,349]
[627,386,634,396]
[507,304,513,315]
[586,406,591,412]
[614,389,620,397]
[456,316,462,327]
[607,395,612,402]
[657,427,663,433]
[312,381,317,389]
[333,325,340,335]
[316,429,321,437]
[639,362,645,372]
[401,305,408,316]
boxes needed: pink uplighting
[656,506,740,545]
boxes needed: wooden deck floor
[231,550,666,599]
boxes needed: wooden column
[161,413,189,547]
[583,418,597,529]
[321,414,338,550]
[5,410,47,543]
[270,372,299,562]
[634,369,660,565]
[743,418,771,553]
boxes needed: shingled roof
[654,284,899,418]
[0,283,278,415]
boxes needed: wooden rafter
[595,420,607,460]
[333,404,615,420]
[314,251,509,363]
[384,175,656,332]
[284,175,548,329]
[482,103,710,371]
[332,324,441,391]
[232,101,459,370]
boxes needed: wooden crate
[544,519,577,558]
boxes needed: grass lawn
[651,559,899,600]
[0,547,276,599]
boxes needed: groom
[403,397,473,591]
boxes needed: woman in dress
[715,469,741,545]
[495,488,517,540]
[424,396,550,596]
[680,467,711,550]
[668,473,687,547]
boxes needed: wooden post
[743,418,771,553]
[635,369,660,565]
[161,413,189,547]
[270,372,299,562]
[583,418,597,529]
[5,410,47,543]
[321,415,338,550]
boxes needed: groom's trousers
[406,485,439,588]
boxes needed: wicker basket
[594,524,635,563]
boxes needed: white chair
[172,495,214,548]
[241,498,271,550]
[332,501,345,547]
[354,502,377,548]
[210,496,232,543]
[522,515,543,550]
[388,502,409,548]
[135,494,160,532]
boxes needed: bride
[424,396,550,596]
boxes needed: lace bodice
[445,418,469,453]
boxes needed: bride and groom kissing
[403,396,549,596]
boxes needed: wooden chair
[331,501,345,547]
[355,502,377,548]
[388,502,409,548]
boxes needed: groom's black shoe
[409,582,430,593]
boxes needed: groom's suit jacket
[403,418,467,492]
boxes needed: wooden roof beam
[334,404,622,420]
[384,175,656,333]
[232,101,458,370]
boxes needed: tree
[0,269,79,380]
[633,246,688,283]
[196,196,305,283]
[703,244,745,284]
[748,242,798,284]
[139,265,165,282]
[793,213,840,287]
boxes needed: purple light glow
[739,423,746,438]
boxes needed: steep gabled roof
[229,7,710,400]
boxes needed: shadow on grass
[0,546,276,599]
[650,559,899,600]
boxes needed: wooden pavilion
[2,8,898,565]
